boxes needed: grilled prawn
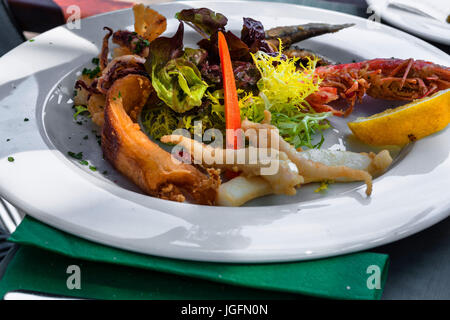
[306,58,450,116]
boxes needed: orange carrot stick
[218,31,243,149]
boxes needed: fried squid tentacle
[102,75,219,204]
[217,111,392,206]
[112,30,150,57]
[96,55,147,94]
[217,147,392,206]
[160,135,303,196]
[100,27,114,71]
[241,111,393,195]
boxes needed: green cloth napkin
[0,217,388,299]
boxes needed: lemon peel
[348,89,450,146]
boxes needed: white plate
[0,1,449,263]
[366,0,450,45]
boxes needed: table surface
[0,0,449,300]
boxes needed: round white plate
[0,1,449,263]
[366,0,450,45]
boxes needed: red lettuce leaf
[145,22,184,73]
[241,17,274,53]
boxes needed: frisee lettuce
[141,102,224,139]
[240,49,331,148]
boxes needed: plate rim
[0,0,449,263]
[366,0,450,45]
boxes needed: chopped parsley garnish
[68,151,83,160]
[79,160,88,166]
[73,105,90,120]
[29,39,35,42]
[89,165,97,172]
[91,57,100,65]
[6,138,10,142]
[82,66,101,79]
[113,91,122,101]
[7,157,14,162]
[102,170,108,175]
[133,38,150,54]
[24,118,29,122]
[83,135,89,140]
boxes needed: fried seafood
[75,24,149,114]
[74,75,96,106]
[298,149,393,183]
[96,55,147,94]
[102,74,219,204]
[160,134,303,195]
[215,112,393,206]
[241,111,393,196]
[87,93,106,127]
[110,4,167,58]
[112,30,149,57]
[307,58,450,116]
[100,27,113,70]
[217,176,272,207]
[74,54,147,126]
[133,4,167,42]
[162,110,392,206]
[218,147,392,206]
[216,146,392,206]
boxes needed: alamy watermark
[66,265,81,290]
[66,5,81,30]
[366,264,382,290]
[168,122,281,176]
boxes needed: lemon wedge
[348,89,450,146]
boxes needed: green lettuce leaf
[146,23,208,113]
[152,58,208,113]
[182,48,208,66]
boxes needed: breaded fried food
[87,93,106,127]
[102,74,219,204]
[133,4,167,42]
